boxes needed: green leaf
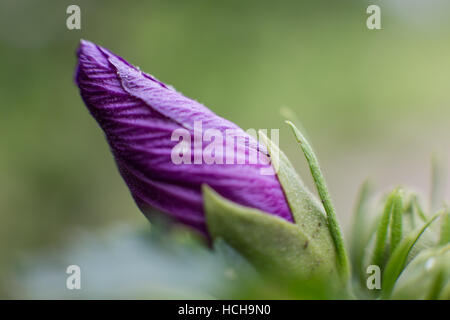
[350,179,373,282]
[285,121,350,282]
[412,195,428,222]
[439,280,450,300]
[389,190,404,253]
[212,238,259,282]
[402,193,416,230]
[371,190,396,268]
[391,244,450,300]
[425,269,446,300]
[381,213,440,299]
[203,185,338,280]
[258,130,339,278]
[439,209,450,245]
[430,154,446,212]
[258,132,334,246]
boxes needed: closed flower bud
[75,40,292,236]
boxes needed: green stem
[286,121,350,282]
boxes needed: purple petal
[75,40,293,236]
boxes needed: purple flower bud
[75,40,292,236]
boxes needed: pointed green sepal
[389,189,404,254]
[350,180,373,283]
[381,213,441,299]
[391,244,450,300]
[258,131,337,262]
[439,209,450,245]
[203,185,338,280]
[285,120,350,282]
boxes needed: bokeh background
[0,0,449,298]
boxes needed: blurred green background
[0,0,449,298]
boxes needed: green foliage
[391,244,450,300]
[350,180,373,283]
[389,190,404,253]
[381,213,440,299]
[259,132,338,268]
[351,184,447,299]
[204,123,450,300]
[371,190,396,268]
[285,121,350,282]
[203,185,338,280]
[439,210,450,245]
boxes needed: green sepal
[439,209,450,245]
[391,244,450,300]
[284,121,350,282]
[381,213,440,299]
[389,189,404,254]
[258,131,325,225]
[350,180,373,283]
[258,131,337,264]
[203,185,338,280]
[370,189,402,269]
